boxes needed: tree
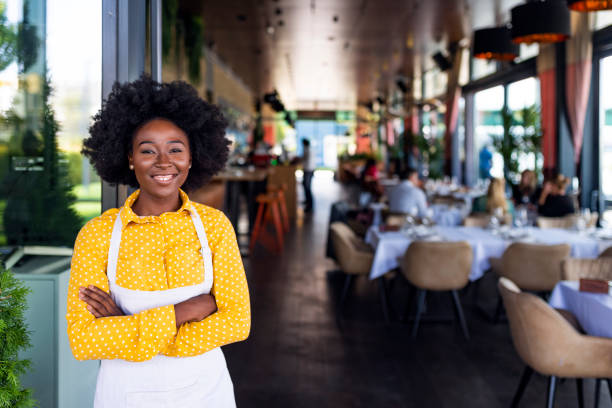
[0,269,35,408]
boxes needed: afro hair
[83,75,229,191]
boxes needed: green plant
[183,16,203,84]
[491,104,542,185]
[0,1,17,72]
[416,133,444,180]
[2,75,82,244]
[0,269,35,407]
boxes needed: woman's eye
[170,148,183,153]
[140,149,155,154]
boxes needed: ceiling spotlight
[236,14,247,22]
[343,41,350,50]
[266,23,275,35]
[275,8,282,15]
[328,36,335,41]
[333,15,339,23]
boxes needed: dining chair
[537,214,579,229]
[496,243,571,292]
[329,222,391,323]
[599,246,612,258]
[499,277,612,408]
[399,241,473,339]
[489,243,570,322]
[561,258,612,281]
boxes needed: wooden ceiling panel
[184,0,534,111]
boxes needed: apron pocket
[125,378,206,408]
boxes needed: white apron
[93,205,236,408]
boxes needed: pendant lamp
[568,0,612,10]
[511,0,570,44]
[473,26,519,61]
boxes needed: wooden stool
[267,183,290,233]
[249,193,284,253]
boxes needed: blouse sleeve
[163,211,251,356]
[66,215,178,362]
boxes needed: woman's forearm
[174,294,217,328]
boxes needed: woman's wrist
[174,294,217,328]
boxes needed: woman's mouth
[151,174,177,184]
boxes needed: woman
[67,76,250,407]
[512,169,538,206]
[537,174,575,217]
[472,178,514,216]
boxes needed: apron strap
[189,204,214,292]
[107,209,124,286]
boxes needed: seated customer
[537,174,575,217]
[512,169,539,206]
[472,178,514,216]
[387,168,427,217]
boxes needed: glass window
[471,58,497,81]
[599,55,612,223]
[507,77,542,179]
[596,10,612,30]
[0,0,101,246]
[474,86,504,180]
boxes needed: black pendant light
[511,0,570,44]
[473,26,519,61]
[568,0,612,10]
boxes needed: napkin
[579,278,610,294]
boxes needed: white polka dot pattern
[66,189,251,362]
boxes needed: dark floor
[224,174,611,408]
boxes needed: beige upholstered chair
[599,246,612,258]
[497,243,570,292]
[537,214,578,229]
[561,258,612,281]
[499,277,612,407]
[329,222,390,322]
[399,241,473,339]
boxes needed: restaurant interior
[3,0,612,406]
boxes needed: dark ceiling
[183,0,526,110]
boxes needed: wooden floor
[224,174,611,408]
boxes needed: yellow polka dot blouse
[66,189,251,362]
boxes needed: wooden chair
[249,193,285,253]
[267,183,290,233]
[537,214,578,229]
[399,241,473,339]
[499,277,612,408]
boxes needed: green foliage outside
[491,104,542,186]
[0,269,35,408]
[416,133,444,180]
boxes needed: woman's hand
[79,285,125,318]
[174,294,217,328]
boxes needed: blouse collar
[120,189,192,229]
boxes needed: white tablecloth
[549,281,612,338]
[366,227,610,282]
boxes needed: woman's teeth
[153,175,174,182]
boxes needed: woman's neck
[131,190,182,216]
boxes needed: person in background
[537,174,575,217]
[512,169,539,206]
[472,177,514,216]
[478,145,493,180]
[301,139,315,212]
[387,167,427,217]
[360,158,383,200]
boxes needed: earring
[129,164,134,170]
[189,164,192,169]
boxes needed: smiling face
[128,118,191,203]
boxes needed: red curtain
[538,45,557,171]
[566,13,593,164]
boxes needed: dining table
[549,281,612,338]
[365,226,612,282]
[213,166,271,237]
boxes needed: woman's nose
[156,153,171,167]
